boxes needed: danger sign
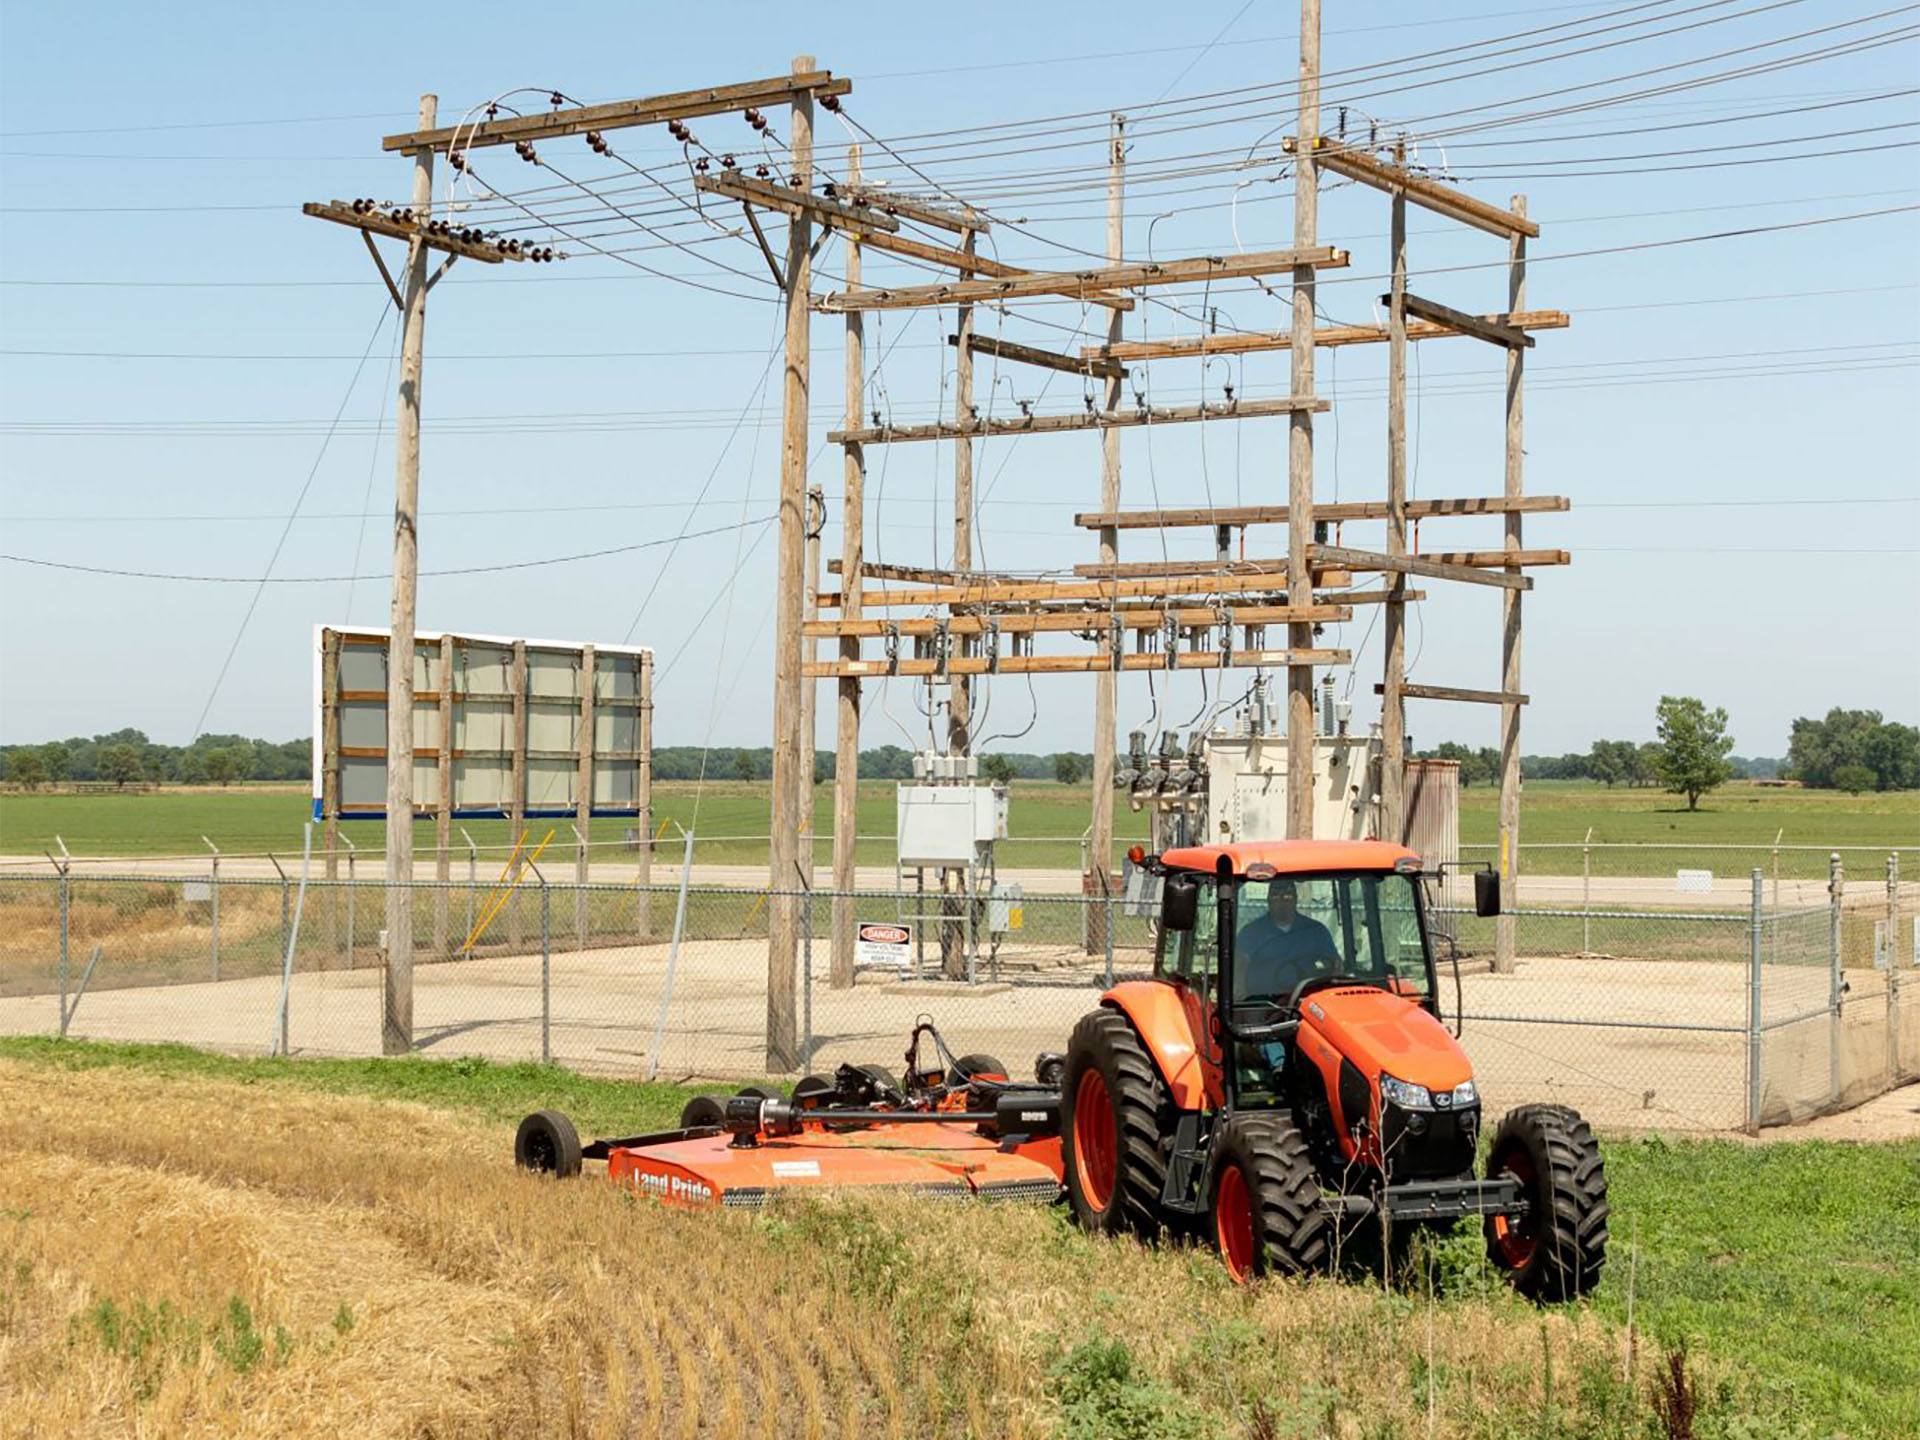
[856,921,913,970]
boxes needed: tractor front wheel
[1484,1104,1609,1301]
[1208,1113,1330,1282]
[1062,1008,1169,1238]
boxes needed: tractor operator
[1236,880,1340,1002]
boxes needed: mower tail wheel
[735,1085,782,1101]
[946,1053,1010,1088]
[1484,1103,1609,1302]
[514,1109,583,1178]
[1208,1113,1330,1282]
[678,1094,728,1129]
[1061,1007,1170,1239]
[791,1074,835,1107]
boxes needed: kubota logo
[859,924,910,944]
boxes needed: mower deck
[605,1122,1064,1210]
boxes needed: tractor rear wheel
[514,1110,582,1178]
[1208,1113,1330,1282]
[1062,1008,1169,1238]
[1484,1104,1608,1301]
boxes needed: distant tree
[981,754,1017,785]
[204,746,254,785]
[1653,695,1735,811]
[7,750,47,788]
[1588,739,1636,788]
[732,750,755,782]
[1833,764,1876,795]
[39,743,71,783]
[1629,742,1662,788]
[177,749,210,785]
[1052,753,1083,785]
[98,743,144,788]
[1788,708,1920,791]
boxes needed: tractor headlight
[1450,1079,1478,1108]
[1378,1074,1433,1111]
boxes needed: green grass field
[1,779,1913,873]
[3,1037,1915,1436]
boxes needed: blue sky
[1,0,1916,759]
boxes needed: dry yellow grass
[0,1058,1670,1438]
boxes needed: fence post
[1771,828,1783,910]
[646,825,697,1081]
[54,848,70,1035]
[275,824,313,1058]
[570,824,588,954]
[461,827,478,953]
[202,837,221,981]
[540,874,552,1066]
[1890,852,1902,1084]
[1103,890,1115,989]
[1746,868,1764,1134]
[343,838,357,970]
[1829,853,1844,1106]
[1581,826,1593,956]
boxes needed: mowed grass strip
[3,1038,1915,1437]
[2,779,1913,871]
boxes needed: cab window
[1233,873,1430,1004]
[1160,881,1217,1001]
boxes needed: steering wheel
[1285,972,1384,1012]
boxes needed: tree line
[0,730,308,788]
[5,707,1914,798]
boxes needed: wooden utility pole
[383,92,434,1056]
[1495,196,1527,975]
[1380,151,1409,843]
[802,483,824,792]
[831,144,865,989]
[765,55,814,1070]
[1286,4,1321,839]
[948,229,978,757]
[1087,112,1125,952]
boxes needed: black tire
[1061,1007,1170,1238]
[678,1094,728,1129]
[946,1053,1010,1088]
[1207,1113,1331,1281]
[856,1063,903,1102]
[1483,1104,1609,1301]
[514,1109,582,1178]
[791,1074,835,1107]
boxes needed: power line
[0,516,774,584]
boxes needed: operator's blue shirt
[1236,912,1339,1000]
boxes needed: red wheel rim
[1490,1148,1538,1268]
[1073,1069,1118,1213]
[1215,1163,1256,1283]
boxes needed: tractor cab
[1061,839,1607,1298]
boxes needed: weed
[1048,1337,1209,1440]
[332,1302,355,1335]
[212,1295,264,1374]
[1653,1346,1697,1440]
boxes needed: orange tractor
[1062,839,1608,1298]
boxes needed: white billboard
[312,625,652,822]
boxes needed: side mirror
[1474,869,1501,918]
[1162,874,1199,933]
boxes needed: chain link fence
[1,856,1909,1134]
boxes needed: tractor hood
[1299,986,1473,1093]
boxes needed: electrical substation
[302,11,1568,1069]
